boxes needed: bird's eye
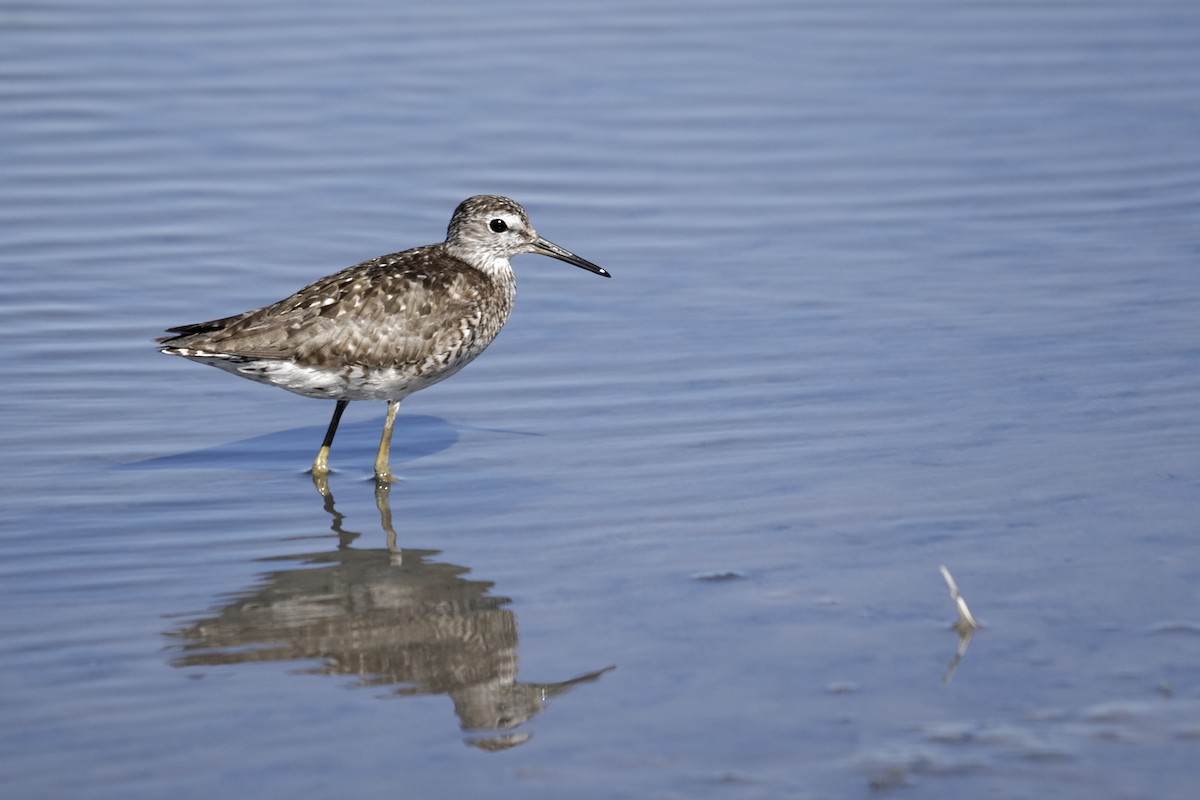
[489,219,508,233]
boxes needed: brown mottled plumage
[158,195,609,482]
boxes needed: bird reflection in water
[167,481,614,750]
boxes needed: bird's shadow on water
[164,482,614,750]
[126,413,457,473]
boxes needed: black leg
[321,400,349,450]
[312,399,349,478]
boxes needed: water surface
[3,1,1200,797]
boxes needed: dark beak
[529,237,611,278]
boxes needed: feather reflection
[167,483,613,750]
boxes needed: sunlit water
[3,1,1200,797]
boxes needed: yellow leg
[374,400,399,482]
[310,467,331,498]
[312,445,332,476]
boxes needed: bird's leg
[374,399,399,483]
[312,400,349,481]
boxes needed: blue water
[3,1,1200,797]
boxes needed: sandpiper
[158,195,609,481]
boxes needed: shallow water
[4,1,1200,797]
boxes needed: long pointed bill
[529,236,611,278]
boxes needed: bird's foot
[310,449,334,496]
[310,471,332,498]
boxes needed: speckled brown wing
[158,246,509,378]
